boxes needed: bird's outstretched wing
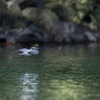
[14,47,39,56]
[17,48,29,52]
[19,53,31,56]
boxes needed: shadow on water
[0,43,100,100]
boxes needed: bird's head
[31,47,39,50]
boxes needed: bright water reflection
[20,73,38,100]
[0,44,100,100]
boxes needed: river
[0,43,100,100]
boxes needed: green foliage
[78,11,85,20]
[44,0,100,29]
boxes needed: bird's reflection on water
[20,73,38,100]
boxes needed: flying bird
[15,47,39,56]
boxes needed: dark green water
[0,44,100,100]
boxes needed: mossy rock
[8,4,22,16]
[38,9,59,30]
[22,7,41,19]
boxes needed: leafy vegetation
[44,0,100,29]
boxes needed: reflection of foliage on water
[39,79,86,100]
[0,72,22,100]
[39,78,100,100]
[38,45,100,86]
[36,46,100,100]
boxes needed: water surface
[0,44,100,100]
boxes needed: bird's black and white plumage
[15,47,39,56]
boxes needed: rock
[71,33,86,43]
[0,32,6,43]
[29,24,39,32]
[5,25,48,44]
[6,0,25,8]
[5,28,23,44]
[84,32,97,42]
[17,24,48,44]
[7,3,22,15]
[22,8,58,30]
[0,32,6,39]
[38,9,59,30]
[51,21,77,35]
[22,7,40,19]
[50,21,77,43]
[50,21,98,43]
[28,24,48,43]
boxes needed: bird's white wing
[17,48,28,52]
[14,47,39,56]
[19,52,31,56]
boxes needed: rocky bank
[0,0,99,45]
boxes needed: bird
[15,47,39,56]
